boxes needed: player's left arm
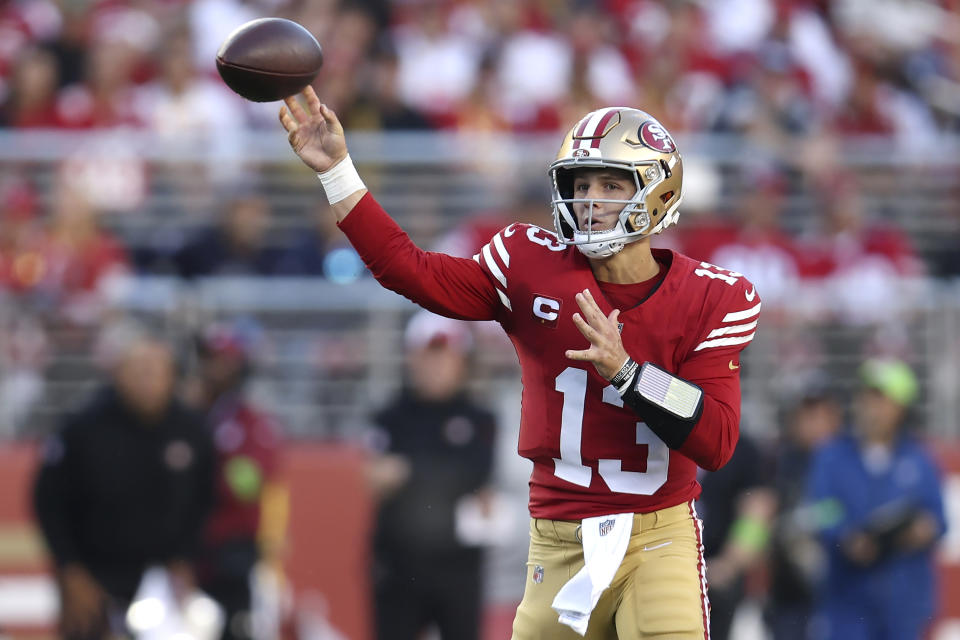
[567,283,760,471]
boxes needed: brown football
[216,17,323,102]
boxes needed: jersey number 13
[553,367,669,495]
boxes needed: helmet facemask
[550,160,671,260]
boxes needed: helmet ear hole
[556,168,575,200]
[557,208,576,238]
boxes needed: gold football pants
[511,501,709,640]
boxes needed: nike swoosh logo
[729,360,740,370]
[745,287,756,302]
[643,541,673,552]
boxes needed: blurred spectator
[193,319,287,640]
[703,0,774,55]
[799,173,924,325]
[0,307,49,437]
[765,384,844,640]
[715,40,817,141]
[347,43,433,131]
[564,4,635,108]
[911,11,960,132]
[273,200,366,282]
[490,0,571,131]
[187,0,262,78]
[55,36,145,129]
[830,0,946,58]
[697,432,776,640]
[307,6,377,117]
[0,175,45,293]
[807,357,947,640]
[771,2,851,112]
[0,46,60,127]
[626,1,730,133]
[553,2,639,129]
[830,54,939,147]
[134,25,245,137]
[33,323,215,640]
[174,191,283,278]
[435,177,551,259]
[391,1,483,128]
[134,23,247,185]
[364,310,497,640]
[44,4,89,90]
[691,166,803,307]
[36,176,131,323]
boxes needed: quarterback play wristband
[317,154,366,204]
[633,362,702,419]
[621,362,704,449]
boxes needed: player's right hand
[279,85,348,173]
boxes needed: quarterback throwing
[280,86,760,640]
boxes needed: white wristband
[317,154,366,204]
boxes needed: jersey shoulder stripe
[475,225,521,312]
[474,223,570,314]
[481,243,507,288]
[492,232,510,268]
[672,255,761,353]
[694,300,760,351]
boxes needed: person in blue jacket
[806,357,947,640]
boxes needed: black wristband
[609,357,639,390]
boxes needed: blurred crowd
[0,0,958,136]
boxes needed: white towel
[551,512,634,636]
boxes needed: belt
[532,501,693,543]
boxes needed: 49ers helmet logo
[639,121,675,153]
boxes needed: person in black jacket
[697,431,776,640]
[765,386,843,640]
[33,325,215,640]
[365,310,497,640]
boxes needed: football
[216,17,323,102]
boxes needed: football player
[279,86,761,640]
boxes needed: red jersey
[340,194,760,520]
[204,394,282,545]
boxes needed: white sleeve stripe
[472,253,480,263]
[496,288,512,311]
[722,302,762,322]
[706,320,758,339]
[694,333,755,351]
[492,232,510,268]
[482,244,507,288]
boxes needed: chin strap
[572,225,627,259]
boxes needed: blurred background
[0,0,958,638]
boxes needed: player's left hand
[565,288,629,381]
